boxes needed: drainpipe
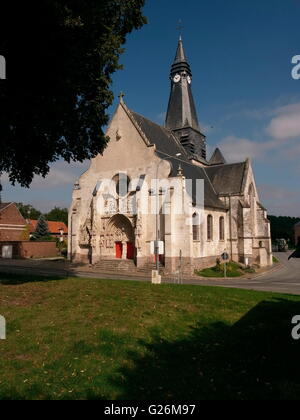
[229,195,233,260]
[70,211,73,262]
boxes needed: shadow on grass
[0,272,66,285]
[105,298,300,400]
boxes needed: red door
[126,242,134,260]
[115,242,123,259]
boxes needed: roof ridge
[129,107,190,159]
[120,103,152,147]
[206,161,246,168]
[0,202,13,212]
[202,167,219,196]
[130,109,169,132]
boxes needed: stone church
[68,38,272,275]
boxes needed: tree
[45,207,68,226]
[268,215,300,245]
[33,215,51,241]
[16,203,42,220]
[0,1,147,187]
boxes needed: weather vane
[177,19,184,39]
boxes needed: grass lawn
[195,261,255,278]
[1,272,300,400]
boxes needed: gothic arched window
[219,217,225,241]
[207,215,213,241]
[113,173,130,197]
[192,212,200,241]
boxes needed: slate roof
[127,106,247,210]
[129,110,226,209]
[168,159,227,210]
[209,148,227,165]
[131,111,186,157]
[205,162,246,195]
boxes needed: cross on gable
[118,92,125,102]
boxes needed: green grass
[273,256,280,263]
[1,272,300,400]
[195,261,248,278]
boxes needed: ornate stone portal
[101,214,135,260]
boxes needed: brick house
[0,203,59,259]
[0,202,27,242]
[0,202,28,258]
[28,220,68,242]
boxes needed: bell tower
[165,37,207,161]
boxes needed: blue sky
[3,0,300,216]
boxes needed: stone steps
[95,259,136,272]
[94,259,165,275]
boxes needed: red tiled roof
[0,202,13,212]
[28,220,68,234]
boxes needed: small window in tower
[180,135,189,147]
[190,144,195,154]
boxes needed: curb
[245,262,284,280]
[0,259,285,284]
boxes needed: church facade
[68,38,272,275]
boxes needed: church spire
[165,38,207,161]
[174,36,187,63]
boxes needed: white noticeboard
[0,315,6,340]
[150,241,165,255]
[2,245,13,259]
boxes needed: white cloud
[267,108,300,139]
[32,161,89,189]
[216,101,300,164]
[2,160,89,190]
[217,136,277,162]
[258,184,300,217]
[220,100,300,123]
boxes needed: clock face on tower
[173,74,181,83]
[187,76,192,84]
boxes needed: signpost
[150,241,164,284]
[221,251,229,279]
[150,240,164,256]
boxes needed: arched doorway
[107,215,135,260]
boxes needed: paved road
[0,252,299,295]
[187,252,300,295]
